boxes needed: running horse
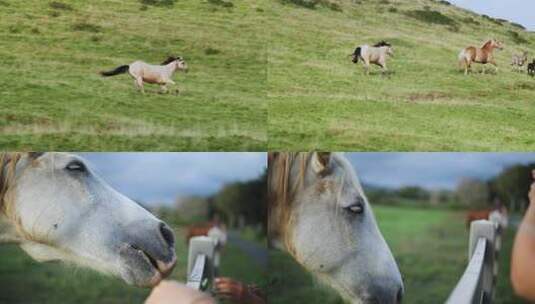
[101,56,188,94]
[458,39,504,75]
[269,152,404,304]
[0,153,176,287]
[350,41,394,75]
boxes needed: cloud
[346,153,535,190]
[79,153,266,206]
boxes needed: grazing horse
[466,205,508,230]
[351,41,394,75]
[268,152,403,304]
[0,152,176,287]
[101,56,188,94]
[528,60,535,77]
[511,51,529,72]
[458,39,503,75]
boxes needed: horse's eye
[344,201,364,215]
[65,161,86,172]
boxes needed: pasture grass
[0,226,266,303]
[267,0,535,151]
[268,205,526,303]
[0,0,267,150]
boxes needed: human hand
[145,280,215,304]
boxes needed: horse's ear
[311,152,331,174]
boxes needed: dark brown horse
[458,39,503,75]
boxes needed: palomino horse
[268,152,403,304]
[101,56,188,94]
[458,39,503,75]
[351,41,394,75]
[0,153,176,287]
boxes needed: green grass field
[268,205,527,304]
[267,0,535,151]
[0,226,267,304]
[0,0,266,150]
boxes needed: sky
[80,153,266,206]
[448,0,535,31]
[347,153,535,190]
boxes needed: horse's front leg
[134,77,145,94]
[165,79,179,95]
[159,84,169,94]
[491,60,499,73]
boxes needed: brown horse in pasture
[466,205,508,229]
[185,221,217,243]
[458,39,503,75]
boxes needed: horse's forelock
[268,153,312,248]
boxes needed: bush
[511,22,526,30]
[405,9,457,27]
[207,0,234,8]
[508,30,529,44]
[205,47,221,55]
[139,0,176,7]
[280,0,320,9]
[49,1,73,10]
[71,22,102,33]
[462,17,480,26]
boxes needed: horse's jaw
[20,242,66,262]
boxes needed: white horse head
[269,152,403,304]
[162,56,188,73]
[0,152,176,287]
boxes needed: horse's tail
[352,47,361,63]
[458,49,467,68]
[100,65,129,77]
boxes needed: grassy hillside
[0,0,266,150]
[268,0,535,151]
[268,205,526,304]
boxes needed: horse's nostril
[396,287,404,304]
[159,222,175,247]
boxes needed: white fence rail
[446,219,502,304]
[186,236,217,291]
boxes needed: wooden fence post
[469,220,496,303]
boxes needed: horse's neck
[0,215,22,244]
[164,63,177,75]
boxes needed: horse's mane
[481,39,493,49]
[161,56,183,65]
[0,153,21,212]
[373,40,391,47]
[268,153,313,249]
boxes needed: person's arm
[144,280,215,304]
[511,177,535,300]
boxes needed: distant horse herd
[351,38,535,77]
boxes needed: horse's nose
[159,222,175,248]
[128,221,177,276]
[367,280,404,304]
